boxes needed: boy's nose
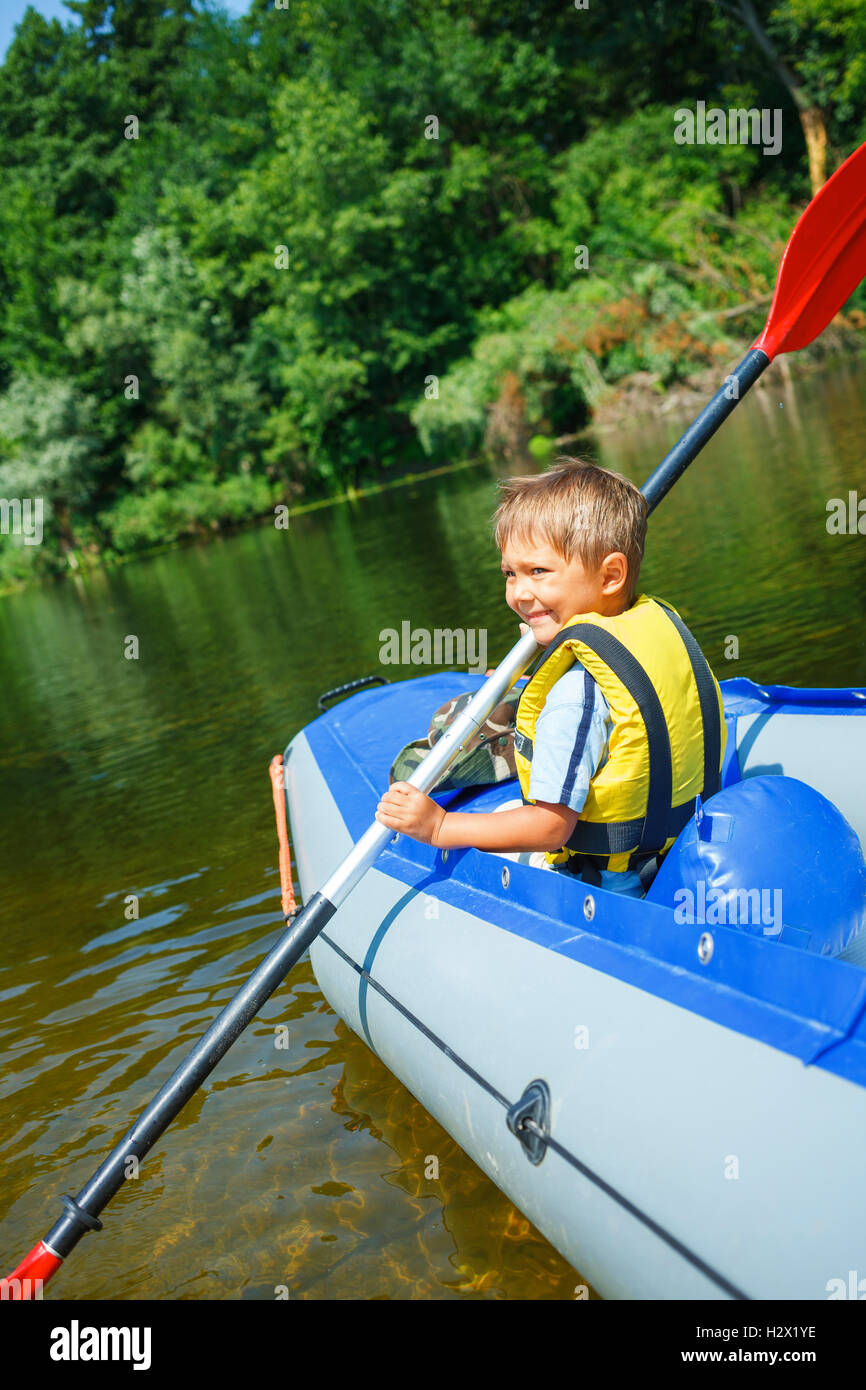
[511,578,535,605]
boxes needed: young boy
[376,459,725,896]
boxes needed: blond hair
[493,458,647,600]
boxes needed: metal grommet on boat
[501,866,510,889]
[390,834,399,845]
[506,1079,551,1165]
[441,849,449,863]
[583,894,595,921]
[698,932,714,964]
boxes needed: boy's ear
[601,551,629,594]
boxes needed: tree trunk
[799,105,828,195]
[726,0,828,193]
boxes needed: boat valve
[506,1079,551,1165]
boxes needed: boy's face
[500,532,628,646]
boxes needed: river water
[0,361,864,1299]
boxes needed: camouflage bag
[389,689,521,791]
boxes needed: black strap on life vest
[521,604,720,860]
[655,601,722,802]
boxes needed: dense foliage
[1,0,865,584]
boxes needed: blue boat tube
[645,775,866,956]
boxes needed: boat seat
[731,710,866,855]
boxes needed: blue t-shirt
[527,664,643,897]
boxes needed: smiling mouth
[525,610,553,622]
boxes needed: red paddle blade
[0,1240,62,1299]
[754,141,866,360]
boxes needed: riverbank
[3,339,864,601]
[0,457,487,599]
[587,329,865,432]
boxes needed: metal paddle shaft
[4,140,866,1298]
[320,629,538,904]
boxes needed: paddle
[3,140,865,1301]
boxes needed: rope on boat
[269,755,298,920]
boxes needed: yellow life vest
[514,594,726,873]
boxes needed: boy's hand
[376,782,446,846]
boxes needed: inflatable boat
[283,673,866,1301]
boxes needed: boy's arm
[376,661,604,856]
[376,783,578,854]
